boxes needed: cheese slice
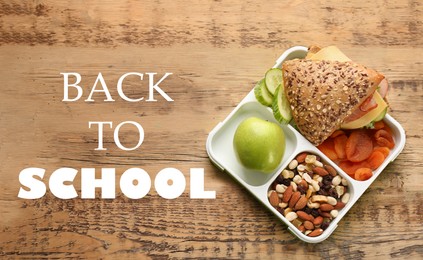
[340,92,388,129]
[308,46,350,62]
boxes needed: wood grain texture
[0,0,422,259]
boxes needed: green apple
[233,117,286,173]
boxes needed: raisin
[304,207,312,214]
[323,174,333,181]
[323,178,332,186]
[276,175,285,184]
[321,222,330,230]
[311,209,320,218]
[318,190,328,196]
[329,189,338,198]
[281,178,291,186]
[323,185,332,191]
[297,185,306,194]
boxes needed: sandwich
[282,46,389,146]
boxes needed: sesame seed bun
[282,59,385,146]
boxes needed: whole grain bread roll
[282,59,384,146]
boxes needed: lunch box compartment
[206,46,406,243]
[207,101,298,187]
[265,149,356,242]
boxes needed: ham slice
[344,95,378,123]
[378,78,389,98]
[344,79,389,123]
[360,95,378,112]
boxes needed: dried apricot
[382,124,393,135]
[317,138,338,161]
[338,160,371,177]
[331,130,345,138]
[334,134,348,159]
[373,121,385,130]
[354,168,373,181]
[367,151,385,170]
[373,147,390,158]
[345,130,373,162]
[375,129,395,149]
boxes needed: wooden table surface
[1,0,422,259]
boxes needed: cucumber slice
[373,107,387,122]
[254,79,273,107]
[272,83,292,124]
[290,119,299,131]
[265,68,283,95]
[365,107,388,129]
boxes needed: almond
[289,191,301,209]
[313,216,323,226]
[269,191,279,207]
[299,179,309,190]
[334,201,346,209]
[312,166,329,176]
[324,164,337,176]
[282,185,293,203]
[296,152,308,163]
[303,220,314,230]
[320,203,334,212]
[308,228,323,237]
[318,209,332,218]
[294,195,307,210]
[296,211,314,222]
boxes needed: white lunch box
[206,46,406,243]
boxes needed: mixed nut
[268,152,350,237]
